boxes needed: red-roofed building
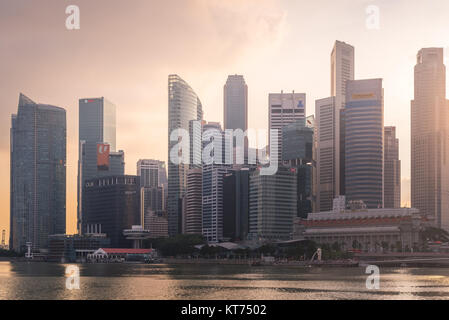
[102,248,152,254]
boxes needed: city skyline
[3,0,449,240]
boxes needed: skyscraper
[411,48,449,229]
[201,122,231,242]
[137,159,163,188]
[384,126,401,208]
[249,166,297,241]
[77,97,123,234]
[185,168,202,235]
[167,75,203,236]
[315,97,337,212]
[137,159,167,227]
[331,40,355,197]
[269,91,306,162]
[331,41,355,108]
[224,75,248,132]
[223,167,251,241]
[83,175,140,248]
[345,79,384,208]
[10,94,66,252]
[315,41,355,211]
[282,119,314,218]
[137,160,167,189]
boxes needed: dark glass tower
[82,175,140,248]
[224,75,248,132]
[77,97,124,234]
[10,94,66,252]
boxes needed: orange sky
[1,0,449,242]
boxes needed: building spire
[18,93,36,107]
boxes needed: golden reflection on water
[2,261,449,300]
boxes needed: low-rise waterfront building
[295,204,426,252]
[87,248,155,263]
[48,234,110,263]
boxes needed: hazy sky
[1,0,449,239]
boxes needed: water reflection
[1,261,449,299]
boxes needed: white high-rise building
[331,40,354,197]
[269,91,306,162]
[411,48,449,229]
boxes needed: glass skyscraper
[137,159,167,229]
[384,126,401,208]
[201,122,232,242]
[10,94,66,252]
[82,175,140,248]
[269,91,306,162]
[248,166,297,241]
[167,75,203,235]
[77,97,123,234]
[345,79,384,208]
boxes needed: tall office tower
[184,168,202,234]
[223,167,251,241]
[168,75,203,236]
[189,119,204,168]
[282,119,314,218]
[137,159,163,188]
[202,165,229,242]
[141,187,164,225]
[269,92,306,162]
[83,175,140,248]
[314,41,354,212]
[411,48,449,228]
[282,119,313,165]
[10,94,66,252]
[331,41,355,106]
[77,97,123,234]
[249,167,297,241]
[384,126,401,208]
[201,122,231,242]
[315,97,337,212]
[224,75,248,132]
[137,159,167,226]
[331,41,355,195]
[345,79,384,209]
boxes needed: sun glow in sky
[1,0,449,240]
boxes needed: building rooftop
[101,248,152,254]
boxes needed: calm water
[2,261,449,300]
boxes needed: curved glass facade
[167,75,203,235]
